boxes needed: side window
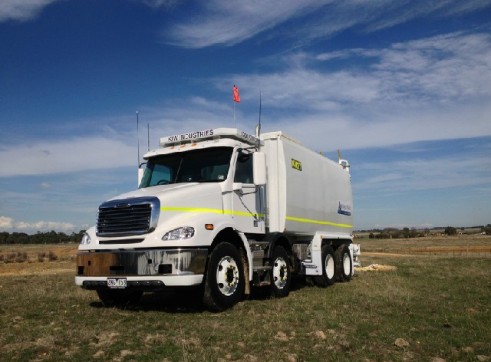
[234,152,253,184]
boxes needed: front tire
[203,242,244,312]
[314,244,336,287]
[335,244,353,282]
[270,246,291,298]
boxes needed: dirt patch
[363,245,491,258]
[356,264,397,272]
[364,252,412,258]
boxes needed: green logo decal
[291,159,302,171]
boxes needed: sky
[1,0,491,234]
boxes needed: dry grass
[357,234,491,254]
[0,244,77,277]
[0,237,490,361]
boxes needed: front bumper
[75,248,208,289]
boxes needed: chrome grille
[96,197,160,236]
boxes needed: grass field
[1,236,490,361]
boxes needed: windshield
[139,147,233,188]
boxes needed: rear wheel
[314,244,336,287]
[270,246,291,298]
[96,289,142,308]
[202,242,244,312]
[335,244,353,282]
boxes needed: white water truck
[76,128,359,311]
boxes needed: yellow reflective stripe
[286,215,352,229]
[160,206,262,218]
[161,206,351,228]
[161,206,224,214]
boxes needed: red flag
[233,85,240,103]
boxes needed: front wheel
[270,246,291,298]
[314,244,336,287]
[335,244,353,282]
[202,242,245,312]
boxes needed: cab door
[231,150,265,234]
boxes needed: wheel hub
[273,258,288,289]
[216,256,239,296]
[325,255,335,279]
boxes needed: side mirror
[138,167,145,188]
[253,152,266,186]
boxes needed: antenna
[255,89,262,149]
[258,89,262,134]
[136,111,140,168]
[147,123,150,151]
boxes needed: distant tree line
[368,227,426,239]
[483,224,491,235]
[0,230,85,244]
[366,225,491,239]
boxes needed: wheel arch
[264,233,293,259]
[329,238,353,250]
[211,227,243,250]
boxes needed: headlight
[162,227,195,241]
[80,232,91,245]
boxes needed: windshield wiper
[173,157,184,183]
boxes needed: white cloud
[136,97,257,139]
[225,31,491,151]
[356,152,491,193]
[0,137,135,177]
[15,220,75,232]
[0,97,246,178]
[351,139,491,229]
[268,32,491,107]
[5,27,490,178]
[232,69,381,109]
[163,0,491,48]
[0,216,75,233]
[0,0,60,22]
[271,103,491,152]
[365,0,491,32]
[0,216,14,229]
[372,33,491,101]
[163,0,327,48]
[140,0,180,9]
[2,31,490,177]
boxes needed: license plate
[107,278,127,289]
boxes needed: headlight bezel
[162,226,195,241]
